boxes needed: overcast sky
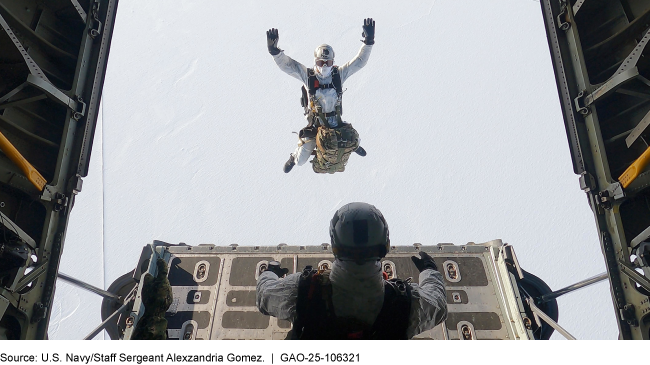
[49,0,618,340]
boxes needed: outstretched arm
[339,18,375,83]
[267,28,309,84]
[407,269,448,338]
[256,271,301,321]
[406,252,448,338]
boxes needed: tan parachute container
[311,124,360,174]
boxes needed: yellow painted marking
[0,131,46,191]
[619,146,650,188]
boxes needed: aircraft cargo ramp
[96,240,561,340]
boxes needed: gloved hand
[265,261,289,277]
[266,28,283,55]
[361,18,375,45]
[411,251,437,272]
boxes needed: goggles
[316,59,334,67]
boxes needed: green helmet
[330,202,390,263]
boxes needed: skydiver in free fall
[266,18,375,174]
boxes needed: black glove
[411,252,437,272]
[266,28,283,55]
[361,18,375,45]
[265,261,289,277]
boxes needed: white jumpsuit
[256,259,448,339]
[273,44,373,166]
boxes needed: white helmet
[314,44,335,77]
[314,44,335,61]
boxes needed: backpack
[291,266,412,340]
[311,124,360,174]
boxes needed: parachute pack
[311,125,359,174]
[291,266,411,340]
[300,67,360,174]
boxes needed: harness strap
[369,279,411,339]
[335,142,346,163]
[304,67,343,125]
[331,67,342,97]
[307,67,342,96]
[316,110,330,129]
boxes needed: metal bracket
[67,174,83,195]
[620,304,639,327]
[574,90,590,115]
[15,261,49,292]
[73,96,87,121]
[0,14,50,83]
[618,259,650,294]
[501,244,524,280]
[557,1,570,31]
[613,29,650,78]
[585,68,640,107]
[526,298,576,339]
[70,0,87,22]
[596,182,625,209]
[579,171,596,192]
[30,302,46,324]
[634,242,650,267]
[626,109,650,148]
[88,0,102,39]
[40,188,69,212]
[572,0,587,16]
[583,28,650,108]
[631,226,650,248]
[577,30,650,112]
[26,75,85,119]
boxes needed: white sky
[49,0,619,340]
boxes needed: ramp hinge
[73,96,86,120]
[88,0,103,39]
[557,1,571,31]
[574,90,590,116]
[596,182,625,210]
[620,304,639,327]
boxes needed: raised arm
[267,28,309,84]
[406,252,448,338]
[339,18,375,83]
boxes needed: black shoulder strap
[292,267,335,339]
[306,68,318,96]
[370,279,412,339]
[331,66,342,96]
